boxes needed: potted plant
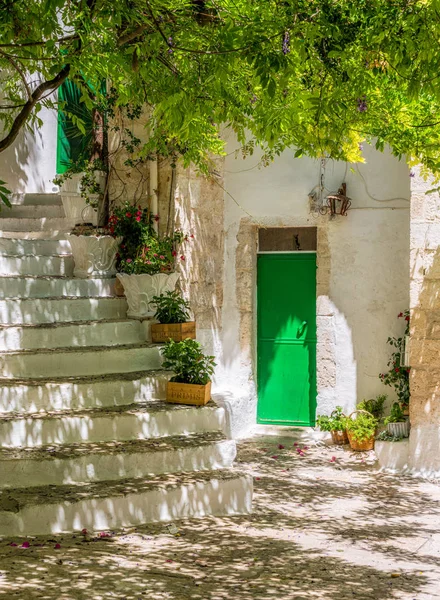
[161,339,216,406]
[151,291,196,343]
[114,203,188,318]
[54,158,107,226]
[67,223,121,279]
[345,410,378,451]
[384,402,410,438]
[316,406,348,445]
[357,395,386,420]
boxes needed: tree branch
[0,65,70,152]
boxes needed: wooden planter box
[166,381,211,406]
[151,322,196,343]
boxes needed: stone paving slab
[0,435,440,599]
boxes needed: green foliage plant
[53,158,106,210]
[380,311,410,411]
[384,402,406,425]
[316,406,347,432]
[376,430,404,442]
[161,339,216,386]
[357,395,386,420]
[345,411,378,443]
[152,291,191,324]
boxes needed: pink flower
[330,456,336,462]
[126,258,132,263]
[21,541,30,548]
[153,253,158,257]
[54,543,61,549]
[255,477,261,481]
[271,455,278,459]
[190,234,194,239]
[136,216,141,222]
[146,260,152,264]
[99,532,112,538]
[278,444,285,450]
[10,543,17,547]
[159,255,165,260]
[293,442,298,446]
[81,529,88,535]
[126,212,132,218]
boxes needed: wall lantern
[326,183,351,216]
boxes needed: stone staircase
[0,194,252,536]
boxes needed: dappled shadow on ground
[1,436,440,599]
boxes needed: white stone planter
[386,421,410,438]
[59,171,106,195]
[68,235,121,279]
[61,195,98,225]
[375,440,410,472]
[116,272,180,319]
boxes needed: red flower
[405,316,410,321]
[172,250,177,257]
[153,253,158,257]
[190,234,194,239]
[159,255,165,259]
[126,212,132,218]
[54,543,61,550]
[136,216,141,222]
[398,312,403,318]
[154,214,160,222]
[126,258,132,263]
[180,255,185,261]
[21,541,30,548]
[395,367,399,372]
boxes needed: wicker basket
[346,410,376,451]
[331,430,349,445]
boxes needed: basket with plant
[316,406,349,445]
[345,410,378,451]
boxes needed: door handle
[297,320,308,338]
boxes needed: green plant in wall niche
[384,402,406,425]
[357,395,386,420]
[379,311,410,412]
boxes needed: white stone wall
[217,136,410,437]
[0,106,58,193]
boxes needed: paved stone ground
[1,434,440,600]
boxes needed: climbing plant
[2,1,440,184]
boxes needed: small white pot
[59,171,106,195]
[116,272,180,318]
[68,235,121,279]
[386,421,410,438]
[61,195,98,225]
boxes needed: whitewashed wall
[214,136,410,437]
[0,106,58,194]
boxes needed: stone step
[0,432,236,488]
[0,343,162,379]
[0,217,71,232]
[0,296,127,324]
[0,319,146,351]
[0,470,253,535]
[10,193,62,206]
[0,204,65,218]
[0,230,67,240]
[0,238,71,256]
[0,254,74,276]
[0,401,225,447]
[0,370,170,414]
[0,276,116,299]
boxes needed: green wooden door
[257,253,317,426]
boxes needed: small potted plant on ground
[316,406,348,445]
[345,410,378,451]
[151,290,196,343]
[67,223,121,279]
[114,202,188,318]
[161,339,215,406]
[384,402,410,438]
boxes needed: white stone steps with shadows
[0,343,162,379]
[0,238,72,256]
[0,319,146,351]
[0,401,226,448]
[0,296,127,324]
[0,432,237,488]
[0,470,253,536]
[0,276,116,299]
[0,370,171,414]
[0,254,74,276]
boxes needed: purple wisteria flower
[282,31,290,55]
[357,95,368,113]
[409,170,415,178]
